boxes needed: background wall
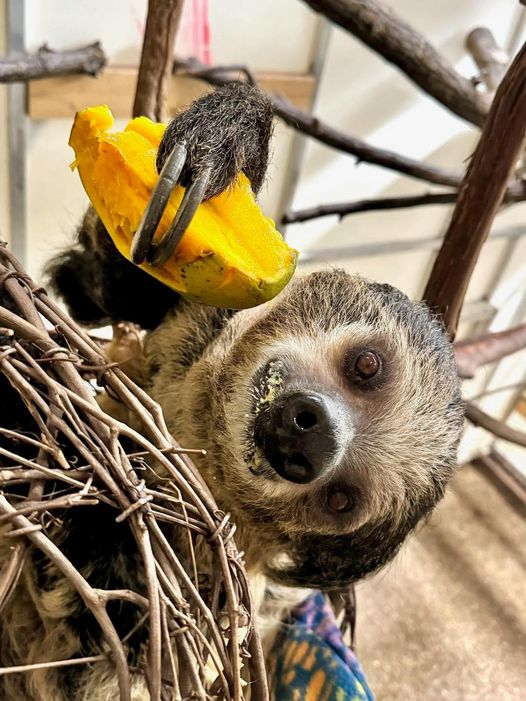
[2,0,526,466]
[0,0,9,238]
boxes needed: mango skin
[68,105,297,309]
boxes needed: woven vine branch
[0,243,268,701]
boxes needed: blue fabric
[273,591,375,701]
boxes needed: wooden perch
[455,324,526,378]
[282,191,458,224]
[423,40,526,339]
[465,403,526,448]
[0,43,106,83]
[300,0,489,126]
[466,27,508,92]
[133,0,185,120]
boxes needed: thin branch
[174,58,526,201]
[0,655,107,676]
[455,324,526,378]
[282,191,458,224]
[177,57,463,187]
[133,0,186,120]
[469,381,526,402]
[0,43,106,83]
[274,94,465,187]
[300,0,489,126]
[423,40,526,338]
[466,403,526,448]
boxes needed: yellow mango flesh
[69,105,298,308]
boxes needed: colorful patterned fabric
[273,592,375,701]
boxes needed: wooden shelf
[28,67,315,119]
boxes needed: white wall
[21,0,317,277]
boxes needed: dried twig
[133,0,186,120]
[455,324,526,378]
[0,43,106,83]
[282,191,458,224]
[423,40,526,338]
[300,0,489,126]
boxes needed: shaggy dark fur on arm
[47,83,274,328]
[46,210,181,329]
[157,82,274,199]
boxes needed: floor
[357,462,526,701]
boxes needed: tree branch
[300,0,489,127]
[465,403,526,448]
[271,96,464,186]
[454,324,526,378]
[133,0,186,120]
[423,40,526,338]
[282,191,458,224]
[175,58,526,202]
[0,43,106,83]
[174,58,464,188]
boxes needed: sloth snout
[255,390,346,484]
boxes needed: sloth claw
[131,141,211,266]
[147,164,212,267]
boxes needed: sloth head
[166,269,464,588]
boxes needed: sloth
[0,83,464,700]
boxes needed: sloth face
[171,270,464,586]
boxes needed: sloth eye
[345,348,383,388]
[355,350,380,379]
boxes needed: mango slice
[69,105,298,309]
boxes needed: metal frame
[6,0,26,266]
[298,222,526,265]
[277,17,331,231]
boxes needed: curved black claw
[132,83,273,268]
[131,141,187,265]
[147,165,212,267]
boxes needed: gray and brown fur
[0,83,464,700]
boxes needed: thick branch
[455,324,526,378]
[283,191,457,224]
[466,403,526,448]
[133,0,185,120]
[300,0,489,126]
[423,41,526,338]
[0,43,106,83]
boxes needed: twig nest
[0,244,268,700]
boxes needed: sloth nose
[255,391,339,484]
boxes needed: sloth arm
[46,82,274,329]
